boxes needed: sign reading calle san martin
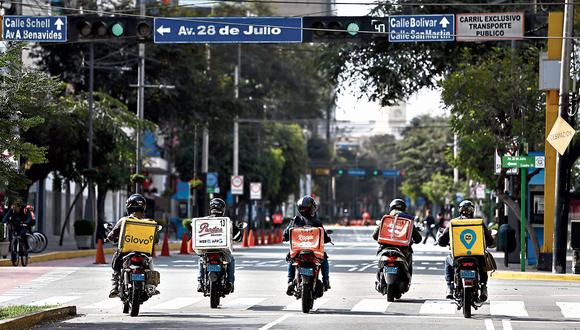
[456,12,524,41]
[154,17,303,44]
[2,16,67,42]
[388,14,455,42]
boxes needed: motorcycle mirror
[376,220,381,226]
[157,225,163,232]
[237,222,248,230]
[326,229,334,235]
[103,223,113,230]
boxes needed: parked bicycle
[28,231,48,253]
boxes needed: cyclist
[2,200,33,251]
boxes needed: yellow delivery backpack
[118,217,158,254]
[450,219,486,257]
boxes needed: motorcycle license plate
[299,268,314,276]
[460,270,476,279]
[131,273,145,282]
[207,264,222,272]
[386,267,398,274]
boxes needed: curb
[492,271,580,282]
[0,306,77,330]
[0,242,182,266]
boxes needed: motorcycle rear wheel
[123,301,130,314]
[210,280,220,309]
[11,241,18,267]
[130,284,141,317]
[301,283,313,313]
[386,285,396,302]
[462,287,472,318]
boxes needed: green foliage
[0,44,61,193]
[131,174,147,184]
[73,219,95,236]
[0,305,57,320]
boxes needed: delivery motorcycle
[451,255,484,318]
[105,222,162,317]
[287,226,333,313]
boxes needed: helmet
[389,199,407,212]
[209,198,226,216]
[297,195,318,218]
[126,194,146,214]
[458,200,475,218]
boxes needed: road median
[0,306,76,330]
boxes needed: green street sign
[502,155,545,169]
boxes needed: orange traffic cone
[242,229,249,247]
[187,239,193,254]
[94,239,107,264]
[248,230,255,247]
[161,232,170,256]
[179,233,189,254]
[278,228,283,243]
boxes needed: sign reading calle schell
[1,16,67,42]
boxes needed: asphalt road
[1,227,579,329]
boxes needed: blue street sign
[154,17,303,44]
[206,172,218,188]
[388,14,454,42]
[2,16,67,42]
[381,170,400,177]
[348,168,366,176]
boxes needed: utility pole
[553,1,575,274]
[453,133,459,183]
[135,0,146,193]
[233,44,241,218]
[87,42,96,247]
[200,44,210,217]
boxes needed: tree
[0,44,61,197]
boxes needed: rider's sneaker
[323,280,331,291]
[153,289,160,295]
[109,288,119,298]
[445,283,454,300]
[224,282,233,293]
[197,282,204,293]
[479,284,488,302]
[286,281,295,296]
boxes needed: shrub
[74,219,95,236]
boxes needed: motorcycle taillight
[461,262,475,267]
[386,256,398,263]
[131,256,144,263]
[207,253,221,261]
[300,254,315,263]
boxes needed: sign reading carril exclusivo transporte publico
[456,12,524,41]
[388,14,455,42]
[2,16,67,42]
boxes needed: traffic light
[68,16,153,42]
[372,169,380,176]
[335,168,345,176]
[302,16,382,42]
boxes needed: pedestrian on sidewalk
[422,209,437,244]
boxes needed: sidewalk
[490,249,580,282]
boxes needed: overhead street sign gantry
[388,14,455,42]
[154,17,303,44]
[2,16,67,42]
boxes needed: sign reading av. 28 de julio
[154,17,303,44]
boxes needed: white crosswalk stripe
[490,301,528,317]
[153,297,204,310]
[284,298,329,311]
[222,298,266,310]
[0,295,23,305]
[84,299,122,310]
[31,295,81,306]
[556,302,580,319]
[350,299,390,313]
[419,300,457,314]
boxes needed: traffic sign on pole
[231,175,244,195]
[388,14,454,42]
[1,16,67,42]
[456,12,524,42]
[154,17,303,44]
[206,172,218,193]
[250,182,262,200]
[502,156,545,169]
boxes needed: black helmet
[209,198,226,216]
[389,198,407,212]
[126,194,146,214]
[297,195,318,218]
[458,200,475,218]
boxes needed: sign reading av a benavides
[456,12,524,41]
[2,16,67,42]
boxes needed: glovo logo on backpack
[119,218,157,254]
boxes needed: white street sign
[231,175,244,195]
[535,156,545,169]
[456,12,524,41]
[250,182,262,200]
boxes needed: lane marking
[556,302,580,318]
[284,298,329,311]
[83,299,121,310]
[172,260,197,263]
[348,267,359,272]
[259,314,292,330]
[501,319,513,330]
[358,264,375,272]
[153,297,204,310]
[490,301,528,318]
[222,298,266,310]
[334,265,359,268]
[350,299,390,313]
[31,295,80,306]
[484,319,495,330]
[419,300,457,314]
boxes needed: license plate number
[460,270,476,279]
[207,264,222,272]
[385,267,398,274]
[131,273,145,282]
[299,268,314,276]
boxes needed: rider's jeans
[197,252,236,284]
[445,254,488,285]
[287,258,329,282]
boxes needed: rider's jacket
[2,208,33,227]
[437,216,495,248]
[283,215,331,243]
[372,210,422,255]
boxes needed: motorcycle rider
[437,200,494,302]
[107,194,159,298]
[372,199,422,292]
[283,195,332,295]
[196,198,243,293]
